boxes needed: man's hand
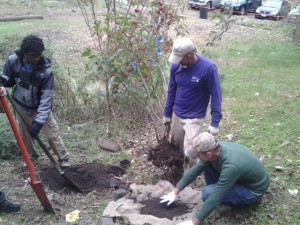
[160,190,178,206]
[177,221,194,225]
[0,87,7,97]
[163,116,171,125]
[208,125,219,136]
[28,120,43,137]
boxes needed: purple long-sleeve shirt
[163,55,222,127]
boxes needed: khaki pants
[171,113,204,173]
[18,108,69,161]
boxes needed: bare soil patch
[40,161,130,194]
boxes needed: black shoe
[0,200,21,213]
[59,158,71,168]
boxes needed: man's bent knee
[202,184,217,201]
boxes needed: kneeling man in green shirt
[160,132,270,225]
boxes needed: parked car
[220,0,262,15]
[188,0,222,9]
[255,0,291,20]
[288,4,300,18]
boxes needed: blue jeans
[202,166,263,207]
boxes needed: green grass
[210,27,300,224]
[0,19,71,37]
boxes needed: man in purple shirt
[163,37,222,172]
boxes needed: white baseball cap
[168,37,196,64]
[185,132,219,159]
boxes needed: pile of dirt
[40,160,130,194]
[148,139,183,168]
[147,139,184,185]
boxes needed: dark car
[220,0,262,15]
[255,0,291,20]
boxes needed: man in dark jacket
[0,35,70,167]
[160,132,270,225]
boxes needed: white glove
[177,221,194,225]
[0,87,7,97]
[160,190,177,206]
[208,125,219,136]
[163,116,171,125]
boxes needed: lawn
[213,36,300,224]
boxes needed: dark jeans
[0,191,5,204]
[202,165,263,207]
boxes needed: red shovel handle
[0,96,37,182]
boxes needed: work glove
[0,77,7,85]
[177,221,194,225]
[160,190,178,206]
[28,120,43,137]
[0,87,6,97]
[208,125,219,136]
[163,116,171,125]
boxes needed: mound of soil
[148,139,183,168]
[40,161,130,194]
[148,139,184,185]
[139,198,191,220]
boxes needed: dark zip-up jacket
[1,50,54,125]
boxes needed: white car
[188,0,222,9]
[255,0,291,21]
[288,4,300,17]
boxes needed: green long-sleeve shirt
[176,142,270,222]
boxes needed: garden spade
[0,95,54,213]
[5,93,82,193]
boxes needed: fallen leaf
[259,156,264,162]
[275,166,284,171]
[66,210,81,223]
[225,134,234,140]
[274,156,281,160]
[288,189,298,195]
[279,140,291,147]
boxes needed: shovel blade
[29,179,55,213]
[62,173,83,193]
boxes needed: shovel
[0,95,54,213]
[161,123,171,143]
[5,93,82,193]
